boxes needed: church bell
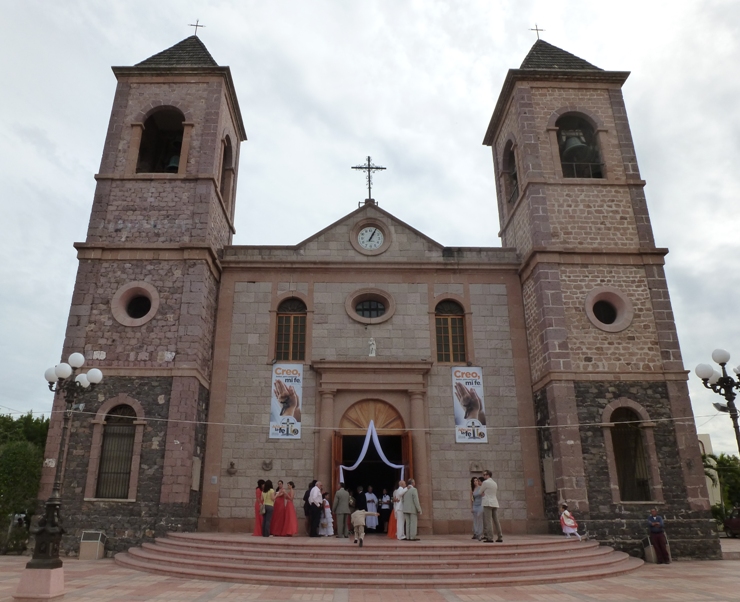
[165,155,180,173]
[560,132,590,163]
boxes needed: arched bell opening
[556,114,604,179]
[136,108,185,173]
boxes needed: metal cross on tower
[189,19,206,36]
[530,23,545,40]
[352,156,386,203]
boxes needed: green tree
[0,441,43,518]
[0,413,48,448]
[706,453,740,510]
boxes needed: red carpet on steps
[115,532,643,588]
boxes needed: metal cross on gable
[189,19,206,36]
[352,156,386,203]
[530,23,545,40]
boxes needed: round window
[111,282,160,327]
[126,295,152,319]
[584,287,633,333]
[345,288,395,324]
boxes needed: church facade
[40,36,720,559]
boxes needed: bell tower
[484,41,719,557]
[40,36,246,552]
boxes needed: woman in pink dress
[253,479,265,536]
[282,481,299,536]
[271,480,287,536]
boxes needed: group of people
[253,479,299,537]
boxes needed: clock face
[357,226,385,250]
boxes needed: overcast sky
[2,0,739,454]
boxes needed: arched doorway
[332,400,413,499]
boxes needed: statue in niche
[369,338,376,357]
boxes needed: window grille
[355,299,386,319]
[276,298,307,361]
[96,405,137,499]
[435,301,466,363]
[611,408,651,501]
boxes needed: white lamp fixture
[54,363,72,379]
[68,352,85,368]
[696,348,740,455]
[712,348,731,365]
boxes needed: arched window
[276,298,307,361]
[611,407,651,501]
[503,142,519,204]
[137,108,185,173]
[435,300,466,363]
[556,114,603,179]
[96,405,137,499]
[219,136,234,202]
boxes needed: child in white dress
[560,503,581,541]
[318,492,334,536]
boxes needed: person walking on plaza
[308,480,323,537]
[647,508,671,564]
[333,482,351,538]
[471,477,483,540]
[402,479,422,541]
[559,503,581,541]
[392,480,407,540]
[480,470,503,543]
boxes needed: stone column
[317,389,335,488]
[409,390,432,533]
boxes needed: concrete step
[126,544,631,579]
[115,549,643,589]
[140,539,613,567]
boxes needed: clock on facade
[357,226,385,250]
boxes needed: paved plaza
[1,539,740,602]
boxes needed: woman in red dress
[282,481,299,536]
[271,480,287,536]
[253,479,265,536]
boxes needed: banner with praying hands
[451,367,488,443]
[269,364,303,439]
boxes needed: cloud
[2,0,740,455]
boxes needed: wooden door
[331,431,342,497]
[402,430,414,481]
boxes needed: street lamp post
[695,348,740,456]
[26,353,103,569]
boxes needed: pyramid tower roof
[135,36,218,67]
[519,40,602,71]
[482,40,628,145]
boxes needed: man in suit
[402,478,422,541]
[480,470,503,543]
[332,482,351,538]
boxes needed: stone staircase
[115,532,643,588]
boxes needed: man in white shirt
[480,470,503,543]
[393,480,407,540]
[308,481,323,537]
[365,486,379,531]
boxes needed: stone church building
[40,36,719,558]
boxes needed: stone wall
[51,376,207,556]
[573,381,720,559]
